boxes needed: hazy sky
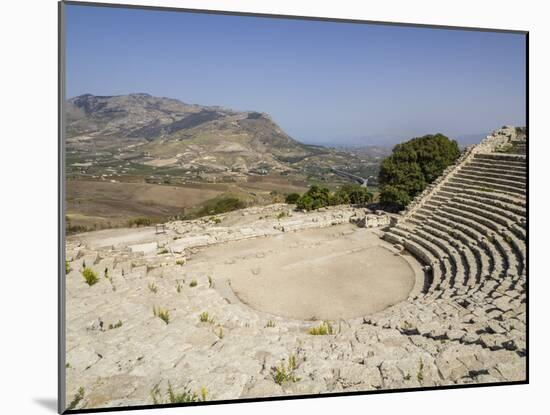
[65,4,526,146]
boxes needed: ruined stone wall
[161,204,391,255]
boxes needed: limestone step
[462,159,526,175]
[510,222,527,241]
[453,172,526,190]
[459,166,526,183]
[450,193,526,218]
[467,160,526,173]
[446,200,512,229]
[413,226,467,288]
[416,223,479,288]
[447,177,525,196]
[474,153,527,164]
[435,209,504,277]
[385,230,443,291]
[440,208,519,277]
[500,230,526,276]
[424,217,491,281]
[440,184,526,209]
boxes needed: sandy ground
[189,224,415,320]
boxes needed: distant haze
[66,4,526,147]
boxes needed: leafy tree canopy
[285,193,301,204]
[378,134,460,209]
[295,184,373,211]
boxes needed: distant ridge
[66,93,320,172]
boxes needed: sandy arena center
[194,225,418,320]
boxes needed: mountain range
[66,93,331,175]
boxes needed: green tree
[296,194,314,210]
[296,185,330,211]
[378,134,460,210]
[342,184,374,205]
[285,193,301,204]
[294,183,373,211]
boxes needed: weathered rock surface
[64,127,526,410]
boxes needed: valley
[65,93,385,231]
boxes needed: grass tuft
[151,382,207,404]
[199,312,215,324]
[417,358,424,382]
[67,387,85,410]
[148,281,158,293]
[272,355,300,385]
[153,306,170,324]
[82,267,99,286]
[200,386,208,401]
[308,321,333,335]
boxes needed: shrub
[208,275,214,288]
[158,248,169,255]
[189,279,197,287]
[127,217,152,227]
[65,260,70,274]
[176,259,185,266]
[295,185,329,211]
[266,320,276,328]
[82,267,99,286]
[285,193,301,204]
[378,134,460,210]
[66,221,91,234]
[294,184,373,211]
[108,320,123,330]
[196,196,246,217]
[308,321,334,335]
[153,306,170,324]
[334,184,373,205]
[176,281,182,293]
